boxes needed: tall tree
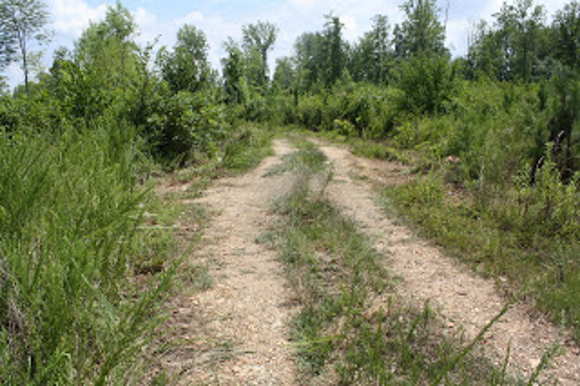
[63,3,140,120]
[321,15,346,86]
[494,0,548,82]
[222,38,245,104]
[466,20,504,79]
[394,0,448,59]
[468,0,549,82]
[351,15,393,84]
[551,1,580,68]
[293,31,325,91]
[158,24,211,94]
[272,57,296,92]
[242,21,278,87]
[0,0,50,92]
[0,75,8,95]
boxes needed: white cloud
[49,0,108,38]
[132,7,160,46]
[445,19,470,55]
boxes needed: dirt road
[316,140,580,385]
[159,136,579,385]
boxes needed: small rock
[529,358,541,369]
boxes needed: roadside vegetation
[0,0,577,382]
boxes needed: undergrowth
[382,162,580,340]
[266,144,526,385]
[0,125,176,384]
[0,119,275,384]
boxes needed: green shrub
[147,90,227,165]
[394,55,457,115]
[0,123,173,384]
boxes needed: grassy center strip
[265,142,530,385]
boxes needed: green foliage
[221,123,275,172]
[508,151,579,242]
[394,0,449,59]
[350,15,393,84]
[395,55,457,114]
[157,24,212,94]
[0,124,174,384]
[293,32,326,92]
[272,56,296,92]
[468,0,551,82]
[280,83,397,138]
[147,90,227,165]
[242,21,278,88]
[551,1,580,68]
[321,15,347,87]
[222,39,245,104]
[291,15,348,91]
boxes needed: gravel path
[163,140,298,385]
[316,141,580,385]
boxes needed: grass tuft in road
[266,143,528,385]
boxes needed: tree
[494,0,548,82]
[158,24,211,94]
[222,38,245,104]
[58,3,142,120]
[321,15,346,86]
[75,3,137,71]
[241,21,278,87]
[0,76,8,95]
[351,15,393,84]
[293,31,325,91]
[0,0,50,93]
[272,57,296,92]
[394,0,448,59]
[467,20,504,79]
[551,1,580,68]
[467,0,551,82]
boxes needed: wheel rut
[162,139,298,385]
[316,141,580,385]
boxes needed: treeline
[0,0,578,383]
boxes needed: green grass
[266,144,526,385]
[382,172,580,340]
[0,125,177,384]
[221,123,277,173]
[0,120,276,384]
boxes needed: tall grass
[0,122,174,384]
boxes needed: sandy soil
[315,140,580,385]
[158,140,299,385]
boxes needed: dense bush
[146,90,227,165]
[394,55,458,114]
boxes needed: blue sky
[3,0,573,88]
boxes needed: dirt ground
[155,136,579,385]
[315,140,580,385]
[157,140,298,385]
